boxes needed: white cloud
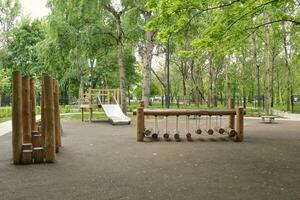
[20,0,50,19]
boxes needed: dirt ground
[0,117,299,200]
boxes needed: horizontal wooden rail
[133,109,239,116]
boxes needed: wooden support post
[117,88,120,104]
[236,107,244,142]
[30,78,36,131]
[22,76,31,143]
[41,78,45,147]
[228,98,235,129]
[89,108,93,123]
[12,71,23,164]
[43,74,56,163]
[136,107,145,142]
[89,88,93,122]
[81,108,84,122]
[53,80,62,152]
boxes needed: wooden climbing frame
[12,71,62,165]
[79,88,120,122]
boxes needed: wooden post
[81,108,84,122]
[88,88,93,122]
[117,88,120,104]
[136,107,144,142]
[30,78,36,131]
[43,74,56,163]
[12,71,23,164]
[53,80,62,152]
[22,76,31,143]
[21,143,32,164]
[41,77,45,147]
[236,107,244,142]
[228,98,235,129]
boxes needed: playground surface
[0,118,299,200]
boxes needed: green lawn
[0,117,11,123]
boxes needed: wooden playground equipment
[79,88,130,125]
[134,99,244,142]
[79,88,120,122]
[12,71,62,164]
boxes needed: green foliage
[7,19,45,75]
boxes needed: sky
[20,0,50,19]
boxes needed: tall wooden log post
[53,80,62,152]
[30,78,36,131]
[43,74,56,163]
[12,71,23,164]
[22,76,31,143]
[236,107,244,142]
[41,76,45,147]
[136,107,145,142]
[228,98,235,129]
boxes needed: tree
[0,0,21,69]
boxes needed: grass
[0,117,11,123]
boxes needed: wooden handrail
[133,109,238,116]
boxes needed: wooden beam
[43,74,56,163]
[236,107,244,142]
[12,71,23,164]
[41,78,45,147]
[53,80,61,152]
[228,98,235,129]
[22,76,31,143]
[136,107,144,142]
[133,109,237,116]
[30,78,36,131]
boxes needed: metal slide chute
[98,96,131,125]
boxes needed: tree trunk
[263,11,272,115]
[105,5,127,113]
[142,13,155,108]
[208,53,213,108]
[252,33,261,107]
[271,45,275,108]
[165,37,171,108]
[116,17,127,113]
[282,22,292,112]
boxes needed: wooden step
[22,143,32,150]
[33,147,44,164]
[21,149,33,164]
[32,131,42,147]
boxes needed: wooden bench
[261,116,277,123]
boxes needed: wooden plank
[12,71,23,164]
